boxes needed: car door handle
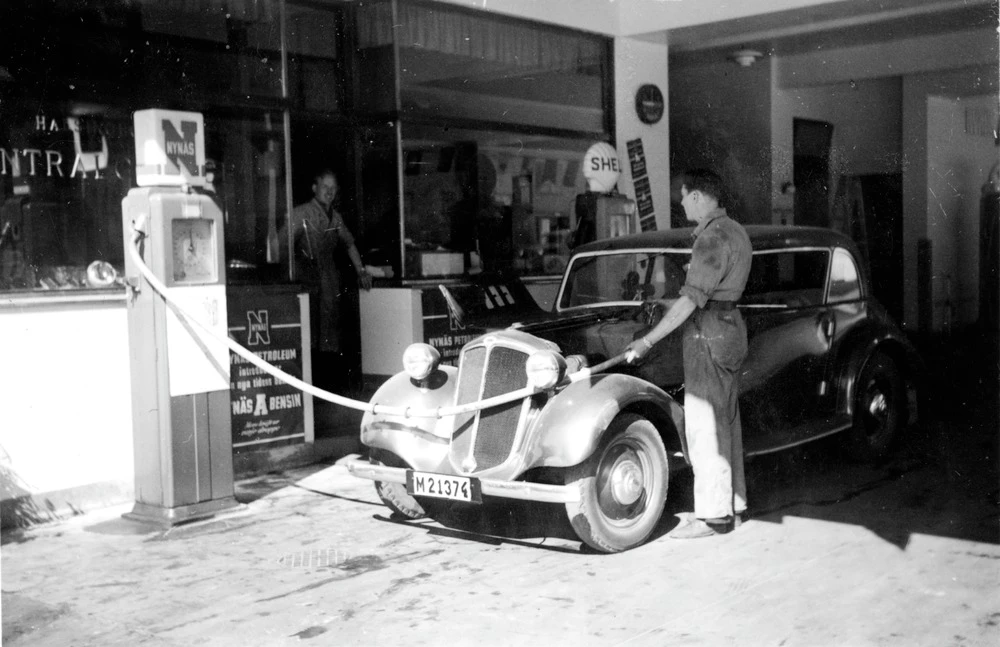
[818,314,835,340]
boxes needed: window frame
[740,246,833,311]
[826,246,864,304]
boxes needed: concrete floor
[2,330,997,646]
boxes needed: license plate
[406,470,482,504]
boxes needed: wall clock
[635,84,664,125]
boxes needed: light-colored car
[347,226,923,552]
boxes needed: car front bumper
[345,458,581,504]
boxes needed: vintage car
[347,226,923,552]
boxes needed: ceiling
[666,0,998,64]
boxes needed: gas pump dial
[171,217,217,283]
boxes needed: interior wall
[773,25,996,332]
[925,94,999,329]
[614,33,672,231]
[770,76,903,224]
[436,0,842,37]
[777,28,998,89]
[669,57,773,224]
[902,65,999,331]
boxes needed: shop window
[0,105,135,292]
[356,1,610,131]
[286,2,345,113]
[353,0,398,114]
[398,123,591,279]
[206,111,288,277]
[0,101,290,292]
[138,1,284,102]
[1,1,283,106]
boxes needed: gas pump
[571,142,637,248]
[121,109,241,525]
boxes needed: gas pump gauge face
[171,218,217,283]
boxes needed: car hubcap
[864,378,891,441]
[596,442,648,521]
[610,452,644,506]
[869,391,887,418]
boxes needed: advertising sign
[421,289,484,367]
[228,291,306,452]
[133,109,206,187]
[626,138,658,232]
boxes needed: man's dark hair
[679,168,726,207]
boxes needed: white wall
[770,76,903,223]
[0,300,134,520]
[618,0,842,36]
[902,66,999,331]
[774,26,997,331]
[925,94,999,329]
[615,33,672,231]
[436,0,846,36]
[777,28,998,88]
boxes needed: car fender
[360,366,460,473]
[832,323,924,421]
[521,373,686,470]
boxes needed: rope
[126,229,625,419]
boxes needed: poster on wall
[228,292,307,452]
[626,138,658,232]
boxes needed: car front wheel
[370,451,426,520]
[564,414,669,553]
[846,351,906,462]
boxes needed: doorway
[793,118,834,228]
[860,173,904,323]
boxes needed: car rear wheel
[370,451,426,520]
[846,351,906,462]
[564,414,668,553]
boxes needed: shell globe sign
[582,142,621,193]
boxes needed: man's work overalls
[679,208,753,520]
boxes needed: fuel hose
[127,228,625,419]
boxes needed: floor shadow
[742,325,999,549]
[234,462,339,504]
[373,512,582,554]
[84,516,163,536]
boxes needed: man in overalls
[625,168,752,539]
[281,169,372,384]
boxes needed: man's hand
[625,336,655,364]
[358,269,373,291]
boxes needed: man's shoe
[668,518,721,539]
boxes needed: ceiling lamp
[730,49,764,67]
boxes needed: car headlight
[402,343,440,381]
[525,350,567,390]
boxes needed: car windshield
[558,250,691,309]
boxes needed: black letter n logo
[246,310,270,346]
[161,119,199,177]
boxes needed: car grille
[450,343,528,472]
